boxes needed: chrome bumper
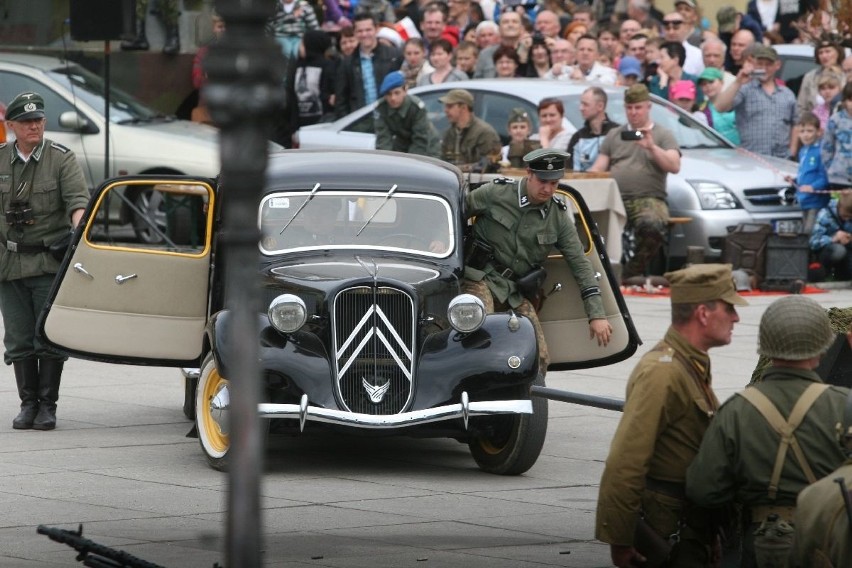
[258,392,533,431]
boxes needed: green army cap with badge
[523,148,569,181]
[664,263,748,306]
[5,92,45,121]
[507,107,532,125]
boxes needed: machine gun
[37,525,169,568]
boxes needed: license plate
[773,219,802,234]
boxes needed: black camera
[5,201,34,227]
[620,130,644,141]
[531,31,545,45]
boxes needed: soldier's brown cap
[438,89,474,108]
[664,263,748,306]
[624,84,650,104]
[5,92,45,121]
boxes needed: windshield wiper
[357,184,397,237]
[280,183,321,234]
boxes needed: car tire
[467,373,548,475]
[196,354,232,471]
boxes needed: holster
[516,265,547,296]
[633,517,672,568]
[464,237,494,271]
[49,231,73,262]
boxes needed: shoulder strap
[737,384,830,500]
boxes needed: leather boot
[12,358,39,429]
[33,359,63,431]
[121,20,149,51]
[163,25,180,55]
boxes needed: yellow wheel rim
[200,366,229,455]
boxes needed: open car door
[38,177,216,367]
[538,184,640,370]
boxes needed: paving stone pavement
[0,288,850,567]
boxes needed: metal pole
[103,40,110,181]
[531,385,625,412]
[205,1,285,566]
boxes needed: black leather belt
[489,261,515,280]
[645,477,686,500]
[6,240,48,254]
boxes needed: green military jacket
[0,138,89,281]
[686,368,848,509]
[596,327,718,545]
[374,95,440,158]
[441,115,501,167]
[790,459,852,568]
[464,177,604,318]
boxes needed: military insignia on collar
[50,142,70,153]
[519,194,529,207]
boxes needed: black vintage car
[39,150,640,474]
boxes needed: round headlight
[268,294,307,333]
[448,294,486,333]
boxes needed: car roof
[411,78,622,99]
[0,51,69,71]
[266,150,464,200]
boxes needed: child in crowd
[809,192,852,280]
[454,41,479,79]
[670,80,707,125]
[697,66,740,144]
[617,56,642,87]
[500,108,541,168]
[813,69,843,130]
[269,0,320,59]
[642,36,663,84]
[822,82,852,188]
[787,112,830,234]
[401,38,433,88]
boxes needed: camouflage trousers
[137,0,180,26]
[623,197,669,279]
[462,279,549,372]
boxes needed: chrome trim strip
[257,399,532,429]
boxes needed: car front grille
[333,286,415,414]
[742,186,795,207]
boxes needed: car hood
[110,119,221,176]
[679,147,796,188]
[266,256,454,287]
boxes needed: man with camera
[0,92,89,431]
[463,148,612,380]
[589,84,680,281]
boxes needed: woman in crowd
[493,45,522,78]
[534,98,573,150]
[418,38,469,85]
[524,41,552,78]
[401,38,433,88]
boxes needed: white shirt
[683,41,705,76]
[551,62,618,85]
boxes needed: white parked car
[295,79,801,265]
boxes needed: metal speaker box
[70,0,136,41]
[763,233,809,290]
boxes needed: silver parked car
[295,79,801,264]
[0,52,221,242]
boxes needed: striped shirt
[732,80,797,159]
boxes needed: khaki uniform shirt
[598,123,679,201]
[596,327,718,545]
[374,95,440,158]
[0,138,89,281]
[790,460,852,568]
[441,116,501,167]
[464,177,604,318]
[686,368,848,509]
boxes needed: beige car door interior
[43,180,213,361]
[538,189,631,365]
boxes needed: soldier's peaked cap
[664,263,748,306]
[523,148,569,181]
[5,92,45,121]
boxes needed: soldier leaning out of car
[462,147,612,379]
[0,92,89,431]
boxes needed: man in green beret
[589,83,681,281]
[439,89,501,170]
[0,92,89,431]
[464,147,613,384]
[597,263,746,568]
[374,71,440,158]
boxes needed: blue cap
[618,56,642,78]
[379,71,405,97]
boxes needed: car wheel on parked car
[196,354,231,471]
[468,374,548,475]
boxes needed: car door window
[417,91,450,138]
[343,108,376,134]
[0,71,78,131]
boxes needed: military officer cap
[523,148,569,180]
[5,92,45,121]
[379,71,405,97]
[664,263,748,306]
[507,107,532,125]
[758,296,834,361]
[438,89,474,109]
[624,83,650,104]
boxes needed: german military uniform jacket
[441,116,501,168]
[464,177,604,318]
[0,138,89,282]
[790,459,852,567]
[596,327,718,545]
[686,368,848,512]
[374,95,440,158]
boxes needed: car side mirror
[59,111,98,134]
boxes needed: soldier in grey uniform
[463,148,613,377]
[374,71,440,158]
[0,92,89,430]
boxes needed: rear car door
[39,177,215,366]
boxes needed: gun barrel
[531,386,624,412]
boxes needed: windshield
[259,192,454,257]
[560,93,731,150]
[47,64,162,123]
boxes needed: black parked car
[39,150,640,474]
